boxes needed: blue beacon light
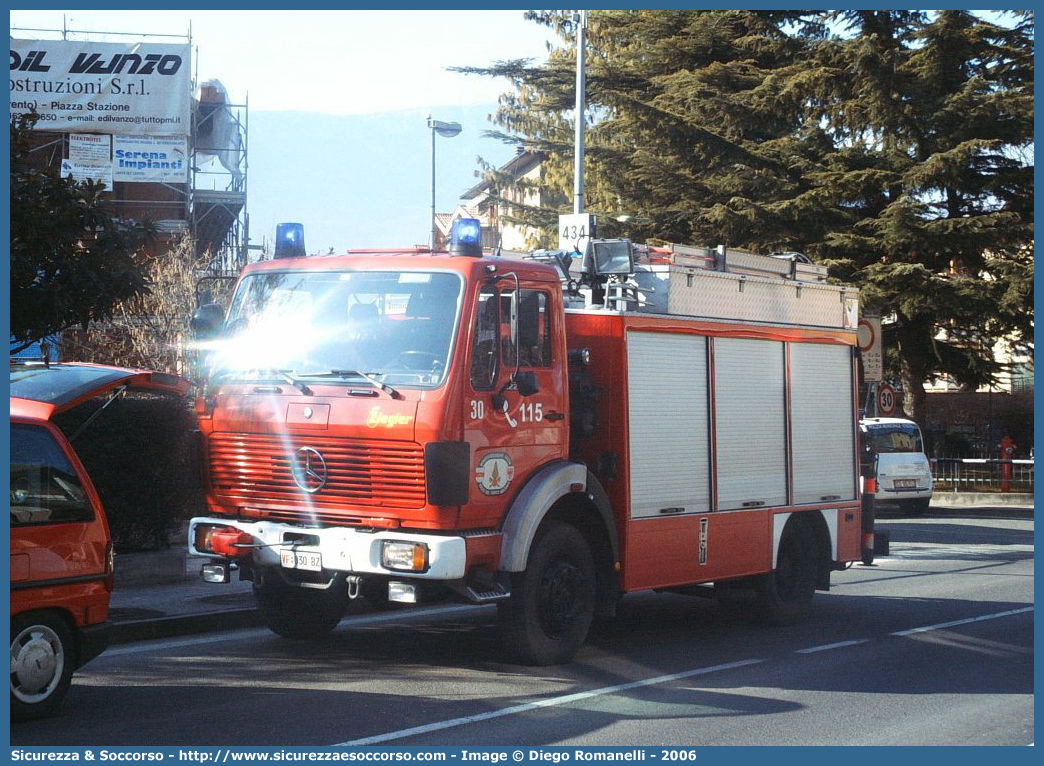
[449,217,483,257]
[274,222,306,259]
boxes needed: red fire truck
[189,220,865,664]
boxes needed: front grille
[208,432,426,509]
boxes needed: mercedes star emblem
[291,446,327,493]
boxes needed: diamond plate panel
[666,267,856,329]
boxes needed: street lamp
[428,115,462,250]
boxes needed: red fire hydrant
[998,435,1016,492]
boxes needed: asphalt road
[11,507,1033,747]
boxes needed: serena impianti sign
[113,135,188,183]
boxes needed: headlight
[381,541,429,572]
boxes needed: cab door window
[500,289,551,369]
[10,424,93,526]
[518,290,551,367]
[470,286,499,390]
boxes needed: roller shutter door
[790,343,857,503]
[714,338,787,510]
[627,331,710,518]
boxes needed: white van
[860,417,934,514]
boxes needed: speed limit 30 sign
[878,383,898,416]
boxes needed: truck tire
[499,522,596,665]
[10,612,75,721]
[254,575,346,640]
[900,497,931,516]
[757,521,817,624]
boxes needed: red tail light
[104,541,115,593]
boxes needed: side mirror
[491,371,540,412]
[513,371,539,397]
[190,303,225,340]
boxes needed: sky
[9,10,557,114]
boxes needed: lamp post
[573,9,588,215]
[428,115,462,250]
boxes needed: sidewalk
[107,493,1033,645]
[109,549,260,644]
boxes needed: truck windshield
[214,270,462,388]
[865,423,924,454]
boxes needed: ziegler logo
[366,406,414,429]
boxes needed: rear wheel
[499,522,596,665]
[11,612,75,721]
[757,521,818,624]
[254,574,346,640]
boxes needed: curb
[114,548,190,587]
[110,607,262,645]
[932,492,1034,509]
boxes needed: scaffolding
[192,83,249,277]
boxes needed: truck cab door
[464,281,567,522]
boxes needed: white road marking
[886,542,1033,559]
[335,605,1033,745]
[333,658,765,746]
[795,638,871,654]
[104,601,1033,746]
[890,606,1034,636]
[105,628,270,656]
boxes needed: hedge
[53,392,203,552]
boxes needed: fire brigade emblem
[475,452,514,496]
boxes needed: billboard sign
[11,39,190,135]
[69,132,111,163]
[59,158,112,188]
[113,135,188,183]
[62,133,113,187]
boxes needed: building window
[1011,363,1034,392]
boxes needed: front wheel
[254,575,347,640]
[498,522,596,665]
[11,613,76,721]
[756,521,818,624]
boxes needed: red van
[9,362,188,720]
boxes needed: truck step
[464,582,511,603]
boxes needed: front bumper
[189,517,468,580]
[879,486,933,501]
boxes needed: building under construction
[11,25,249,278]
